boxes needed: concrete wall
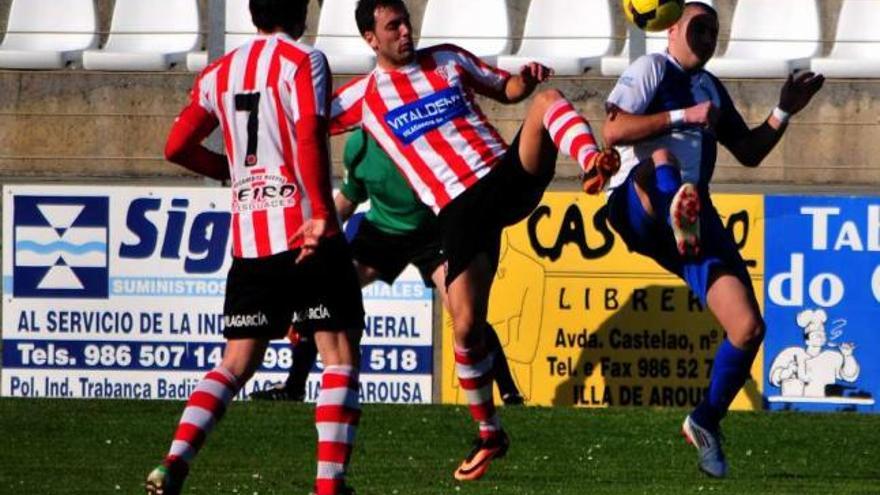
[0,0,877,188]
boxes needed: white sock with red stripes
[543,98,600,175]
[164,366,239,470]
[454,345,501,440]
[315,365,361,495]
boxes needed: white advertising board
[2,185,433,403]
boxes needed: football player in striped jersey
[147,2,364,494]
[330,0,619,481]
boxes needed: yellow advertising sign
[441,192,765,410]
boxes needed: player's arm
[602,54,716,147]
[334,193,358,224]
[289,51,340,260]
[335,132,369,223]
[329,76,368,136]
[500,62,553,104]
[295,114,335,225]
[450,46,537,104]
[603,101,717,147]
[722,72,825,168]
[164,102,229,181]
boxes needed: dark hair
[355,0,408,35]
[250,0,310,36]
[684,1,718,18]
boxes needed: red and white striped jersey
[188,33,335,258]
[330,45,512,213]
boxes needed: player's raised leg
[630,149,700,257]
[517,89,620,193]
[146,339,269,495]
[650,149,701,257]
[669,183,701,257]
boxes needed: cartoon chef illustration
[769,309,860,398]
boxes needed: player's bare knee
[747,318,766,346]
[651,148,679,167]
[452,315,483,348]
[221,354,247,376]
[729,315,765,349]
[533,88,565,113]
[452,313,476,337]
[221,360,257,384]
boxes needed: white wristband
[669,109,686,126]
[772,106,791,125]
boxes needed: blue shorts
[606,167,753,303]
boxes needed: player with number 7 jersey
[149,2,365,495]
[171,29,336,258]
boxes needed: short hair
[249,0,310,35]
[355,0,408,35]
[684,1,718,19]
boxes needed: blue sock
[691,339,757,431]
[649,164,681,225]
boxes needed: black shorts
[350,218,444,287]
[223,235,365,339]
[438,129,554,286]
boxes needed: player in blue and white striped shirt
[602,2,824,478]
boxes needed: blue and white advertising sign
[764,195,880,412]
[2,185,433,403]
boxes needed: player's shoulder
[344,129,367,159]
[418,43,472,62]
[419,43,465,55]
[335,72,372,97]
[695,67,734,107]
[274,35,325,64]
[698,67,727,90]
[629,52,670,76]
[195,49,235,81]
[617,53,669,87]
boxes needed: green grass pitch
[1,399,878,494]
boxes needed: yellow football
[622,0,685,32]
